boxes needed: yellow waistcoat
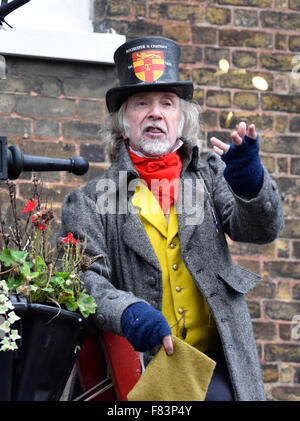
[132,182,219,354]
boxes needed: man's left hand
[210,122,257,156]
[210,121,263,197]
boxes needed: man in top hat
[60,37,284,401]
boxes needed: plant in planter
[0,177,98,401]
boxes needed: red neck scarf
[128,149,182,214]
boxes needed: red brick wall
[0,0,299,400]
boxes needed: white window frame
[0,0,125,64]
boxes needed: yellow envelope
[127,336,216,401]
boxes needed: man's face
[124,91,182,157]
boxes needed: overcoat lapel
[121,210,161,271]
[104,146,162,271]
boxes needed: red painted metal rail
[76,332,141,401]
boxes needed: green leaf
[8,312,20,324]
[0,305,7,314]
[19,262,33,277]
[54,272,70,280]
[77,292,96,318]
[28,271,41,280]
[4,300,15,311]
[0,249,16,267]
[10,329,21,341]
[7,276,22,290]
[51,276,65,287]
[41,287,54,293]
[0,320,11,333]
[0,249,28,267]
[62,287,73,294]
[0,280,9,293]
[36,256,46,268]
[0,296,7,305]
[60,280,74,293]
[60,296,78,312]
[0,337,10,351]
[9,341,19,350]
[10,250,28,263]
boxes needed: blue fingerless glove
[221,134,263,197]
[121,302,171,352]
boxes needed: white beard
[137,134,173,156]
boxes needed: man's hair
[100,97,203,163]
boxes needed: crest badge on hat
[132,50,165,83]
[105,36,194,113]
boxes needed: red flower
[22,199,36,213]
[31,214,45,231]
[62,232,80,246]
[31,208,54,231]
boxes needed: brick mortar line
[114,18,300,34]
[95,15,300,35]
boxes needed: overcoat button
[148,278,156,286]
[108,293,119,300]
[173,264,178,270]
[178,308,184,314]
[265,201,271,211]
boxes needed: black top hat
[105,36,194,113]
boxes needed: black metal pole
[0,138,89,180]
[6,145,89,180]
[22,154,89,175]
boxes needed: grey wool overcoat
[60,140,284,401]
